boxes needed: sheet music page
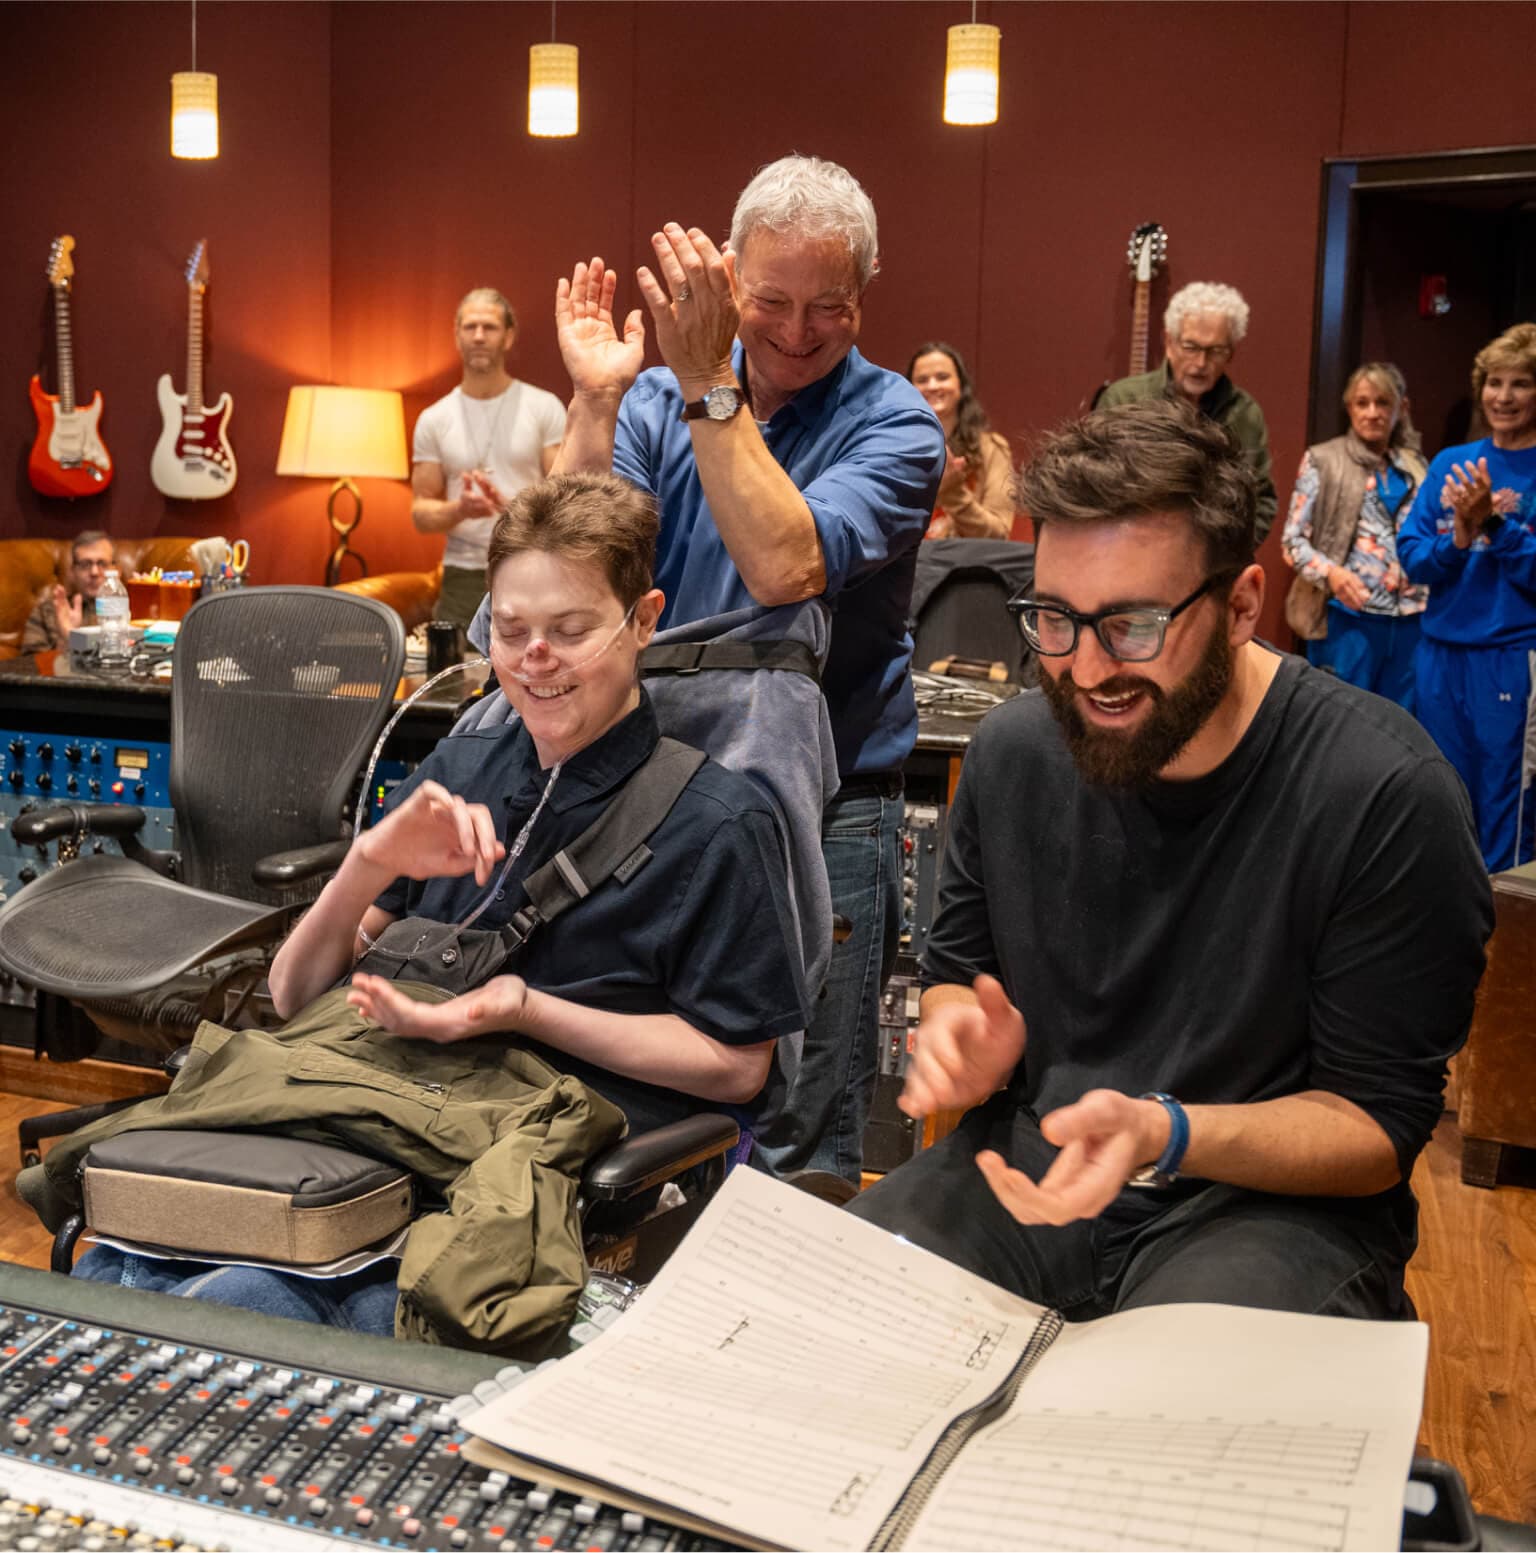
[902,1301,1427,1552]
[461,1167,1047,1552]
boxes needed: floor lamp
[276,386,409,586]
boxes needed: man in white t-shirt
[410,288,567,627]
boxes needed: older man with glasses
[849,398,1489,1324]
[21,530,115,655]
[1098,281,1277,542]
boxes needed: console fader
[0,1272,726,1553]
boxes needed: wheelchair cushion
[81,1130,412,1266]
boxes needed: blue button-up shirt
[613,343,944,775]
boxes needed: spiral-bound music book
[460,1167,1427,1552]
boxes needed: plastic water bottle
[95,568,132,670]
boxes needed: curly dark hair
[906,341,991,465]
[1014,398,1258,572]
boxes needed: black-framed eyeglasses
[1006,573,1235,662]
[1172,339,1233,363]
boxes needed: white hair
[1164,281,1250,344]
[728,155,879,289]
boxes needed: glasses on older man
[1172,339,1233,364]
[1006,574,1235,662]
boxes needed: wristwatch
[1128,1092,1189,1189]
[680,384,748,423]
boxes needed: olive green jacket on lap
[23,985,626,1358]
[1098,362,1278,542]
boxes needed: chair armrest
[11,803,146,846]
[251,838,352,889]
[583,1113,741,1202]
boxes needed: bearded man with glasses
[849,399,1489,1323]
[1098,281,1277,541]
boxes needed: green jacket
[23,986,626,1358]
[1098,362,1278,542]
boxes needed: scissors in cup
[223,540,250,580]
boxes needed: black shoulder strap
[641,639,820,683]
[502,736,706,948]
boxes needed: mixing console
[0,1266,725,1552]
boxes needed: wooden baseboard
[0,1046,167,1106]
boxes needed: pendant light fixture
[943,2,1001,126]
[529,0,578,138]
[171,0,219,159]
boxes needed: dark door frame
[1309,144,1536,446]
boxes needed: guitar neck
[53,285,76,413]
[1130,280,1152,378]
[186,287,205,413]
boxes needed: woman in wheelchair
[72,472,809,1338]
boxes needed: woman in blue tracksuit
[1399,322,1536,871]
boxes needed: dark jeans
[74,1246,399,1334]
[848,1093,1411,1320]
[754,780,904,1183]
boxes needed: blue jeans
[849,1095,1411,1319]
[754,781,904,1183]
[73,1245,400,1334]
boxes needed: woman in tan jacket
[907,342,1015,539]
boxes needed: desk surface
[0,652,1014,757]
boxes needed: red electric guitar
[1125,221,1169,376]
[151,239,237,499]
[28,235,114,499]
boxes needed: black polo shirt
[372,692,808,1131]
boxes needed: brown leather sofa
[335,565,443,633]
[2,539,443,657]
[0,537,203,660]
[1458,862,1536,1186]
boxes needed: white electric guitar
[151,240,237,498]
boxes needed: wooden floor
[0,1082,1532,1524]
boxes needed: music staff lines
[530,1386,890,1518]
[1003,1414,1368,1482]
[695,1204,1018,1360]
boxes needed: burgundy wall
[0,3,331,583]
[5,0,1536,632]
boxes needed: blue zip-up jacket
[1398,438,1536,647]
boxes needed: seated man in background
[21,529,114,654]
[850,399,1489,1321]
[1098,281,1277,542]
[60,473,808,1345]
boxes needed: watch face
[704,388,740,420]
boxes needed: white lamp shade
[276,387,409,480]
[529,42,579,137]
[943,23,1001,126]
[171,71,219,159]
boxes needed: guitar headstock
[45,235,76,290]
[1126,223,1168,283]
[186,239,210,291]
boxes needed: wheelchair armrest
[11,802,146,846]
[251,838,351,889]
[583,1112,741,1202]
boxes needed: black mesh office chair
[910,537,1038,683]
[0,587,406,1161]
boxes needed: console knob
[64,744,81,763]
[36,772,51,792]
[37,743,52,760]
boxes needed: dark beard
[1040,619,1234,789]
